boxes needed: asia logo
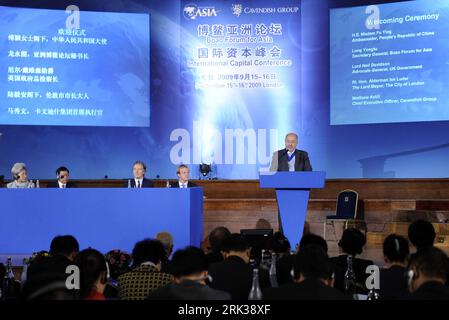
[183,4,218,20]
[231,4,243,17]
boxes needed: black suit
[276,254,295,285]
[46,181,77,188]
[408,281,449,300]
[148,279,231,300]
[125,178,154,188]
[205,251,224,267]
[170,181,198,188]
[208,256,271,300]
[270,149,312,172]
[380,265,409,300]
[263,278,350,300]
[27,254,72,281]
[330,255,374,294]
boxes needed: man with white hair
[7,163,35,188]
[269,132,312,172]
[269,133,312,233]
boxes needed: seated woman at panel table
[6,162,35,188]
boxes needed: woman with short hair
[7,163,35,188]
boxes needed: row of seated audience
[1,219,449,300]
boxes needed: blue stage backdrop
[0,0,448,179]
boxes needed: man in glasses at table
[46,166,77,188]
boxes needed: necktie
[137,180,141,188]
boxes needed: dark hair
[133,161,147,172]
[293,245,332,280]
[222,233,250,252]
[300,234,328,253]
[338,228,366,256]
[170,246,207,278]
[176,164,189,174]
[75,248,107,298]
[409,247,449,282]
[383,234,409,263]
[269,232,291,254]
[56,166,69,176]
[209,227,231,253]
[132,239,166,266]
[50,235,79,256]
[408,220,436,250]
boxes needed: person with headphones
[126,161,154,188]
[46,166,77,188]
[407,246,449,300]
[6,162,35,188]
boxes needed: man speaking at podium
[269,132,312,234]
[269,132,312,172]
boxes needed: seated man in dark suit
[208,233,270,300]
[408,246,449,300]
[148,246,230,300]
[46,167,77,188]
[126,161,154,188]
[23,238,80,300]
[269,132,312,172]
[330,228,374,295]
[27,235,79,281]
[171,164,198,188]
[263,245,349,300]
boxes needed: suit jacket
[125,178,154,188]
[276,254,295,286]
[208,256,271,300]
[148,279,231,300]
[380,265,409,300]
[27,254,72,281]
[46,181,77,188]
[205,251,224,267]
[269,149,312,172]
[408,281,449,300]
[330,255,374,294]
[117,264,173,300]
[170,181,198,188]
[263,278,350,300]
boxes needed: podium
[259,171,326,248]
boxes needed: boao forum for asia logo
[183,3,219,20]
